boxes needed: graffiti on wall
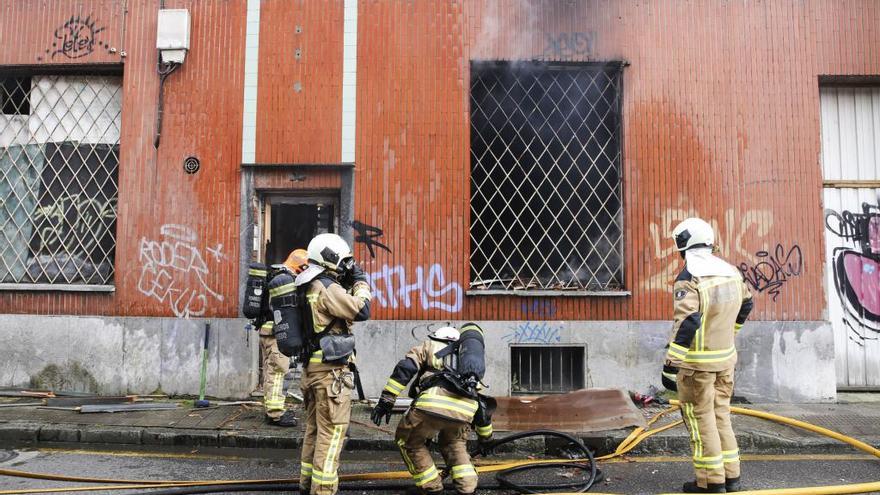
[409,321,452,341]
[40,14,112,61]
[825,203,880,340]
[644,202,774,292]
[367,263,463,313]
[34,194,117,254]
[737,244,803,302]
[502,321,562,344]
[543,32,595,59]
[137,224,225,318]
[351,220,391,258]
[521,299,557,318]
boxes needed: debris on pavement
[79,403,180,413]
[492,388,647,432]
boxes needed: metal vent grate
[469,62,623,291]
[511,345,585,394]
[0,74,121,287]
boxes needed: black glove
[661,364,679,392]
[475,433,494,456]
[371,394,395,426]
[348,261,367,284]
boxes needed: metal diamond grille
[0,74,121,287]
[469,62,623,291]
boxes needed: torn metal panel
[492,389,646,432]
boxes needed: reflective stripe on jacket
[666,267,753,372]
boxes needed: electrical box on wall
[156,9,190,64]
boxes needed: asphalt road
[2,444,880,494]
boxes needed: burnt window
[1,76,30,115]
[0,73,121,288]
[469,62,623,292]
[511,345,585,394]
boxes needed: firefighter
[663,218,753,493]
[371,324,494,495]
[260,248,309,427]
[295,233,371,495]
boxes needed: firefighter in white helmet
[664,218,753,493]
[295,233,372,495]
[371,323,494,495]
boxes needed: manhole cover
[0,450,18,463]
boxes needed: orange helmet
[283,248,309,274]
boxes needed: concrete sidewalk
[1,394,879,456]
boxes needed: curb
[3,421,875,456]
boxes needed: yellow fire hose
[1,402,878,495]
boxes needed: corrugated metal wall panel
[0,0,125,66]
[2,0,879,321]
[254,0,344,164]
[820,86,880,387]
[823,187,880,387]
[351,0,880,322]
[253,168,343,190]
[0,0,247,318]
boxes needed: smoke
[470,0,543,61]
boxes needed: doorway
[260,195,337,265]
[253,193,338,396]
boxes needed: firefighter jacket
[380,340,483,425]
[665,266,753,372]
[304,273,372,372]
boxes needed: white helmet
[672,217,714,252]
[429,326,460,343]
[295,233,352,286]
[308,233,353,271]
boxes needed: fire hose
[1,403,879,495]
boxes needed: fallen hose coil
[476,429,599,494]
[1,403,879,495]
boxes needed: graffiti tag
[520,299,557,318]
[543,32,595,59]
[367,264,463,313]
[351,220,391,258]
[409,321,452,341]
[503,322,562,344]
[737,244,803,302]
[644,201,774,292]
[42,15,108,60]
[137,225,224,318]
[34,194,117,254]
[825,203,880,341]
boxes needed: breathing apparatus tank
[457,323,486,380]
[266,269,305,358]
[242,263,268,319]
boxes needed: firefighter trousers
[395,408,478,494]
[259,334,290,419]
[677,367,741,488]
[299,365,353,495]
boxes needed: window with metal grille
[511,345,585,394]
[0,73,121,288]
[469,62,624,292]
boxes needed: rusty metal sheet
[492,389,646,433]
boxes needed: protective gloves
[371,394,395,426]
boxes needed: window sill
[0,284,115,292]
[466,289,630,297]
